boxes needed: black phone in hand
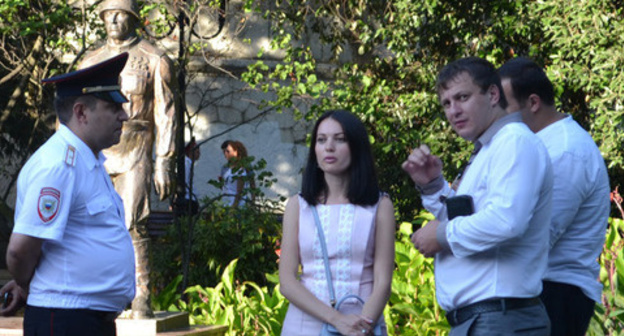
[446,195,475,220]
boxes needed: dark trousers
[24,305,118,336]
[540,280,595,336]
[449,300,550,336]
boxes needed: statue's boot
[131,236,154,319]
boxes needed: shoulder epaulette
[65,145,76,166]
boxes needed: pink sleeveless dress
[280,195,388,335]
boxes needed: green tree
[241,0,624,223]
[3,1,623,225]
[0,0,101,236]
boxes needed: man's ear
[72,101,88,124]
[488,84,500,106]
[527,94,541,114]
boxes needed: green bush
[241,0,624,224]
[386,219,449,335]
[180,260,288,335]
[158,210,624,335]
[590,216,624,334]
[151,157,284,293]
[156,213,448,336]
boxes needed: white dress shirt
[13,125,135,312]
[538,115,610,302]
[422,113,553,311]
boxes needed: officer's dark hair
[301,109,380,206]
[436,57,508,109]
[498,57,555,107]
[54,95,98,125]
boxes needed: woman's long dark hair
[301,109,380,206]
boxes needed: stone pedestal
[0,317,22,336]
[116,311,188,336]
[116,311,227,336]
[0,311,227,336]
[153,325,228,336]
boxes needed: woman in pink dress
[280,110,396,335]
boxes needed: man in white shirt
[1,53,135,335]
[499,57,610,336]
[402,57,553,335]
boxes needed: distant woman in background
[220,140,254,207]
[279,110,395,335]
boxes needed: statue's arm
[153,55,178,200]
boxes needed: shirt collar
[475,112,522,148]
[537,114,572,135]
[56,124,107,170]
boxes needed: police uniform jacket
[13,125,136,312]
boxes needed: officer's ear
[72,99,90,125]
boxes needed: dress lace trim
[310,204,355,300]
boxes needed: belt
[82,309,121,322]
[446,297,542,326]
[26,306,121,322]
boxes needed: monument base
[0,317,22,336]
[150,324,228,336]
[0,311,227,336]
[116,311,187,336]
[116,311,226,336]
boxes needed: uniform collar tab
[57,125,104,170]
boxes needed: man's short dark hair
[54,95,98,125]
[436,57,508,109]
[498,57,555,107]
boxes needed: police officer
[2,53,135,336]
[78,0,178,318]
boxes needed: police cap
[42,52,129,104]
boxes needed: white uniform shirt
[13,125,135,312]
[538,115,610,302]
[422,113,553,311]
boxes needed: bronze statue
[79,0,178,319]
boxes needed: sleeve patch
[38,187,61,223]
